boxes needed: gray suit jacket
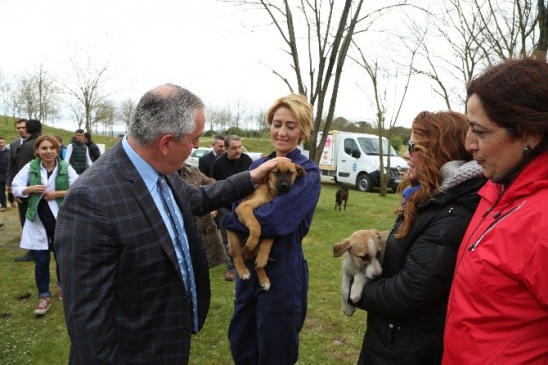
[56,141,255,364]
[6,138,22,186]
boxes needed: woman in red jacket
[443,58,548,364]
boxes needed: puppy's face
[333,230,386,279]
[267,159,306,194]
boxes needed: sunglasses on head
[407,140,416,156]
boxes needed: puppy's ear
[295,165,307,178]
[378,231,389,262]
[378,230,389,244]
[333,239,351,257]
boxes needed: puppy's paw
[350,286,363,303]
[342,304,356,316]
[260,281,271,291]
[350,293,362,303]
[238,269,251,280]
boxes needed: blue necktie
[157,175,199,332]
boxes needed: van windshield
[358,137,399,156]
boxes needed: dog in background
[227,159,306,291]
[335,185,349,211]
[333,229,388,316]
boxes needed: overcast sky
[0,0,451,130]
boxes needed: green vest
[26,158,70,222]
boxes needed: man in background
[198,134,225,177]
[0,137,8,212]
[10,119,42,262]
[210,135,253,281]
[84,132,101,162]
[65,129,92,174]
[6,119,28,211]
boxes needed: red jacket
[443,152,548,364]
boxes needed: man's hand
[249,157,291,185]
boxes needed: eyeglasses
[407,140,416,156]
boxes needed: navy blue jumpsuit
[223,148,321,365]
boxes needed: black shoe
[14,251,35,262]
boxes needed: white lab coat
[12,161,79,250]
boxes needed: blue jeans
[33,233,60,299]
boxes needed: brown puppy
[333,229,388,316]
[227,159,306,291]
[335,185,349,211]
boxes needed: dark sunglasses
[407,140,416,156]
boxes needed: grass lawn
[0,165,399,365]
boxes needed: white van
[318,131,408,192]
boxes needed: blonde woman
[224,94,321,364]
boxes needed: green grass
[0,132,400,364]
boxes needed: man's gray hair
[129,83,204,146]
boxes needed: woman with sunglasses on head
[443,58,548,364]
[12,134,79,315]
[350,111,486,364]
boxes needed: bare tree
[33,63,61,126]
[13,75,38,119]
[534,0,548,60]
[410,0,487,110]
[208,105,232,134]
[229,98,249,132]
[473,0,538,62]
[0,70,13,125]
[63,52,115,132]
[352,34,417,196]
[92,99,116,135]
[67,100,85,130]
[117,97,136,133]
[225,0,415,162]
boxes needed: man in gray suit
[56,83,282,365]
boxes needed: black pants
[17,198,28,228]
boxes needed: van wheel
[356,174,372,192]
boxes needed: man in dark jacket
[11,119,42,262]
[210,135,253,281]
[84,132,101,162]
[198,135,225,177]
[6,119,28,210]
[55,83,279,364]
[65,129,92,174]
[0,137,8,212]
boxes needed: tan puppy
[333,229,388,316]
[227,159,306,291]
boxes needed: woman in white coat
[12,135,79,315]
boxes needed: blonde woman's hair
[266,94,313,143]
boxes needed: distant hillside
[0,116,119,150]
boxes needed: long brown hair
[395,111,472,238]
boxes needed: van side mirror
[351,149,361,158]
